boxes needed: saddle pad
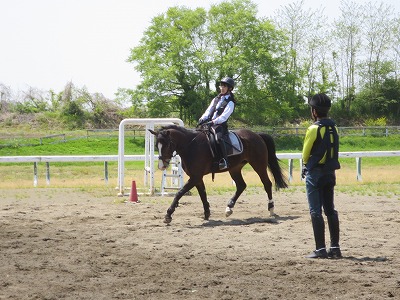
[228,131,243,155]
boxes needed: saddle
[207,127,243,160]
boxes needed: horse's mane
[160,124,195,134]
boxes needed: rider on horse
[198,77,236,170]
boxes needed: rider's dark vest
[207,94,235,126]
[306,119,341,171]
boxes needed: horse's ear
[148,129,157,135]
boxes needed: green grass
[1,133,399,169]
[0,131,399,194]
[336,183,399,198]
[0,137,145,156]
[340,135,400,151]
[1,133,399,155]
[274,135,400,152]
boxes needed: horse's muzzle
[158,158,170,170]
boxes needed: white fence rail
[280,151,400,181]
[0,155,147,187]
[1,151,399,188]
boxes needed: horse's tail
[258,133,289,190]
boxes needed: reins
[159,127,208,162]
[170,129,206,154]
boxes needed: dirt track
[0,187,399,299]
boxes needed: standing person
[302,93,342,259]
[198,77,236,170]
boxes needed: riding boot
[306,214,328,259]
[218,139,229,170]
[327,212,342,258]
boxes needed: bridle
[157,132,177,168]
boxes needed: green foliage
[364,117,387,127]
[128,0,288,126]
[12,99,48,114]
[124,0,400,126]
[2,1,400,128]
[329,103,355,126]
[349,78,400,124]
[60,100,86,129]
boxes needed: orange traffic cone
[129,180,139,203]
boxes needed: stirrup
[219,159,228,170]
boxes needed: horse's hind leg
[225,169,247,217]
[195,180,210,220]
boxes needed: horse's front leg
[195,179,210,220]
[164,178,195,224]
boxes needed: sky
[1,0,399,99]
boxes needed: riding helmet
[220,77,235,89]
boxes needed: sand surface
[0,187,399,299]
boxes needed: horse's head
[148,128,175,170]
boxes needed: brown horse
[149,125,288,223]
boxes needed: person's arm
[200,97,217,121]
[302,125,318,165]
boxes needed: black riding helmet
[220,77,235,90]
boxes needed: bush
[364,117,387,127]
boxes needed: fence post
[356,157,362,181]
[104,161,108,184]
[33,162,38,187]
[288,159,293,182]
[46,162,50,185]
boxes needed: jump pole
[117,118,184,196]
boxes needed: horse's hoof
[164,215,172,224]
[225,207,233,217]
[269,209,277,218]
[204,213,210,220]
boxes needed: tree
[128,0,288,125]
[207,0,289,124]
[359,2,396,88]
[0,83,12,113]
[274,0,310,96]
[273,0,337,119]
[332,1,363,111]
[128,6,209,124]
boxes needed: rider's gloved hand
[197,118,205,127]
[301,165,308,179]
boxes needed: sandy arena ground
[0,187,399,299]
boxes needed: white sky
[1,0,399,99]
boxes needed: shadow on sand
[201,215,301,227]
